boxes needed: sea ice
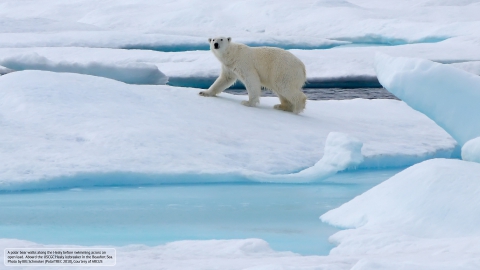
[321,158,480,269]
[0,65,13,75]
[2,37,480,88]
[322,158,480,235]
[1,0,479,44]
[306,132,364,174]
[250,132,364,183]
[375,53,480,146]
[462,137,480,163]
[0,70,454,190]
[0,0,480,88]
[0,52,168,85]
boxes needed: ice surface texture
[322,158,480,235]
[0,65,13,75]
[375,53,480,146]
[250,132,364,183]
[1,0,479,46]
[321,158,480,269]
[0,71,454,189]
[2,39,480,89]
[0,52,168,85]
[462,137,480,163]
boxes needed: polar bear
[199,37,307,114]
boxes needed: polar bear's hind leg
[273,87,306,114]
[274,95,294,112]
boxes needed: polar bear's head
[208,37,231,53]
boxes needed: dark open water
[225,88,399,100]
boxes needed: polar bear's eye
[221,39,223,41]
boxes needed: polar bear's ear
[208,38,212,43]
[227,37,231,42]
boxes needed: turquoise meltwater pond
[0,169,401,255]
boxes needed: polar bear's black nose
[214,43,219,49]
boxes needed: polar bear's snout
[209,37,231,51]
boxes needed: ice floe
[321,158,480,269]
[0,52,168,85]
[0,70,454,190]
[375,53,480,146]
[462,137,480,163]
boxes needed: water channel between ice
[225,87,398,100]
[0,169,401,255]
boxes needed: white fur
[200,37,307,114]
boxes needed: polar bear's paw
[199,91,216,97]
[241,100,258,107]
[274,104,293,112]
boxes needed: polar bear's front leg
[199,66,236,97]
[241,74,261,107]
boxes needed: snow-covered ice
[1,37,480,88]
[322,159,480,235]
[251,132,364,183]
[0,52,168,85]
[313,50,480,269]
[1,0,479,46]
[462,137,480,163]
[291,132,364,179]
[375,53,480,146]
[0,31,347,51]
[0,65,13,75]
[0,70,454,190]
[321,158,480,269]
